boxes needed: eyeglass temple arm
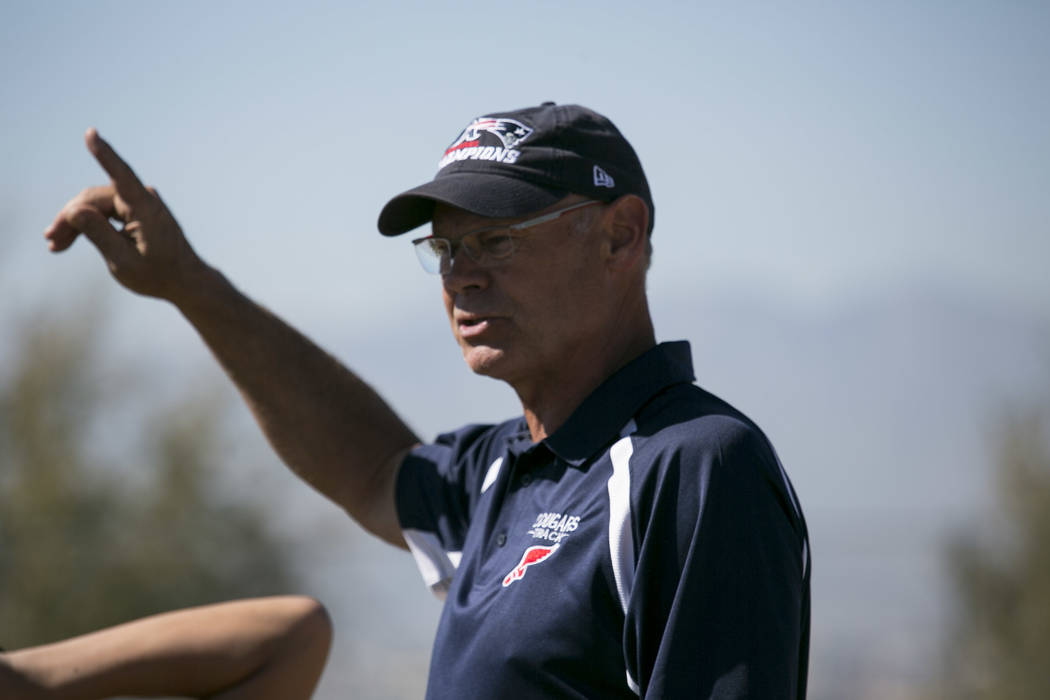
[507,200,599,231]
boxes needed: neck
[516,316,656,443]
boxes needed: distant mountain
[653,283,1049,512]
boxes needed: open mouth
[458,316,495,337]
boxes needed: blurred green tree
[935,406,1050,699]
[0,309,300,648]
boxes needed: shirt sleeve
[396,422,506,598]
[625,417,811,699]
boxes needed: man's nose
[441,247,489,294]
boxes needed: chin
[461,344,511,379]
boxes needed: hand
[45,129,207,302]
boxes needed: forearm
[173,265,418,539]
[46,130,415,543]
[2,596,332,700]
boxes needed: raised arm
[44,129,415,547]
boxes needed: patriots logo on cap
[444,117,534,155]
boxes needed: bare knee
[262,595,333,671]
[283,595,333,655]
[210,596,333,700]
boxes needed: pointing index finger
[85,127,149,203]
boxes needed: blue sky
[3,0,1048,325]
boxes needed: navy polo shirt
[397,341,810,699]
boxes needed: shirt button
[496,532,507,547]
[520,473,532,486]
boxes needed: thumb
[70,206,134,272]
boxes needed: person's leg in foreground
[0,595,332,699]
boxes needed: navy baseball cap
[377,102,654,236]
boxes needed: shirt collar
[532,340,695,466]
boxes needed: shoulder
[396,417,525,533]
[624,383,807,546]
[631,383,776,469]
[624,383,792,513]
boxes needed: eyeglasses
[412,199,602,275]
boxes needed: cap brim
[377,172,568,236]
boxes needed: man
[41,102,810,698]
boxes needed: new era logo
[593,165,615,188]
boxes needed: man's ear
[601,194,650,269]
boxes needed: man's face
[431,197,612,388]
